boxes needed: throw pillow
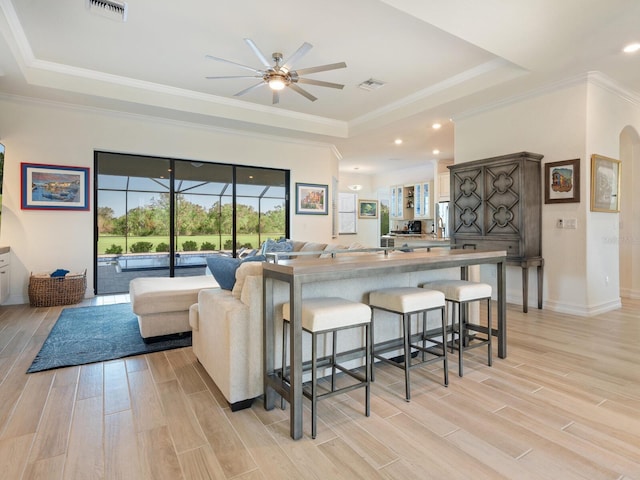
[261,238,294,258]
[206,255,266,290]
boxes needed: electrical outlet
[556,218,564,228]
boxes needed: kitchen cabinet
[390,185,400,218]
[414,181,433,219]
[448,151,543,312]
[390,184,414,219]
[0,250,10,304]
[438,172,450,202]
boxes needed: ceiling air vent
[86,0,128,22]
[358,78,386,91]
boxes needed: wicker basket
[28,270,87,307]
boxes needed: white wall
[454,76,640,315]
[336,172,379,247]
[0,95,339,304]
[585,81,640,309]
[619,126,640,299]
[455,82,590,313]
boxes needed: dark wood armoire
[448,151,544,312]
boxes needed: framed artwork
[21,163,90,211]
[358,199,378,218]
[590,154,621,212]
[544,159,580,204]
[295,182,328,215]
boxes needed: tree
[97,206,116,234]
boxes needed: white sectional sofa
[191,240,459,410]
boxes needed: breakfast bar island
[262,248,507,440]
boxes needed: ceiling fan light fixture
[623,42,640,53]
[268,76,287,90]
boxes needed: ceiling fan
[205,38,347,104]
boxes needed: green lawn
[98,234,283,255]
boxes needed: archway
[619,125,640,298]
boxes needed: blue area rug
[27,303,191,373]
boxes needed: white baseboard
[543,297,622,316]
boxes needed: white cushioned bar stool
[421,280,492,377]
[282,297,371,439]
[368,287,448,401]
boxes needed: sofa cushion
[207,255,266,290]
[130,275,219,316]
[232,261,264,299]
[299,241,328,257]
[319,243,347,258]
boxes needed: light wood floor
[0,295,639,479]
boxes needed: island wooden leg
[521,265,529,313]
[289,280,304,440]
[537,261,544,309]
[497,260,507,358]
[263,276,277,411]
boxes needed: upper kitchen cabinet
[414,181,433,219]
[391,182,433,219]
[390,184,415,219]
[438,172,450,202]
[402,185,415,220]
[390,185,401,218]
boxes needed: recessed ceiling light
[432,123,442,130]
[394,139,403,145]
[432,149,440,155]
[623,42,640,53]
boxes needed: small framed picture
[358,199,378,218]
[21,163,90,211]
[544,159,580,204]
[295,182,328,215]
[590,154,621,213]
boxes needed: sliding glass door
[95,152,288,294]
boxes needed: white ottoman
[130,275,219,339]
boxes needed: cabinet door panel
[484,163,521,236]
[451,167,483,235]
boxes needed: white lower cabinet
[0,252,10,304]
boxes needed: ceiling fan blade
[205,75,263,80]
[294,62,347,76]
[205,54,263,74]
[282,42,313,72]
[272,91,280,105]
[288,83,317,102]
[244,38,272,68]
[296,78,344,89]
[233,82,267,97]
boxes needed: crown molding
[0,91,341,158]
[453,71,640,121]
[587,71,640,107]
[350,58,514,129]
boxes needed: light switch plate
[565,218,577,229]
